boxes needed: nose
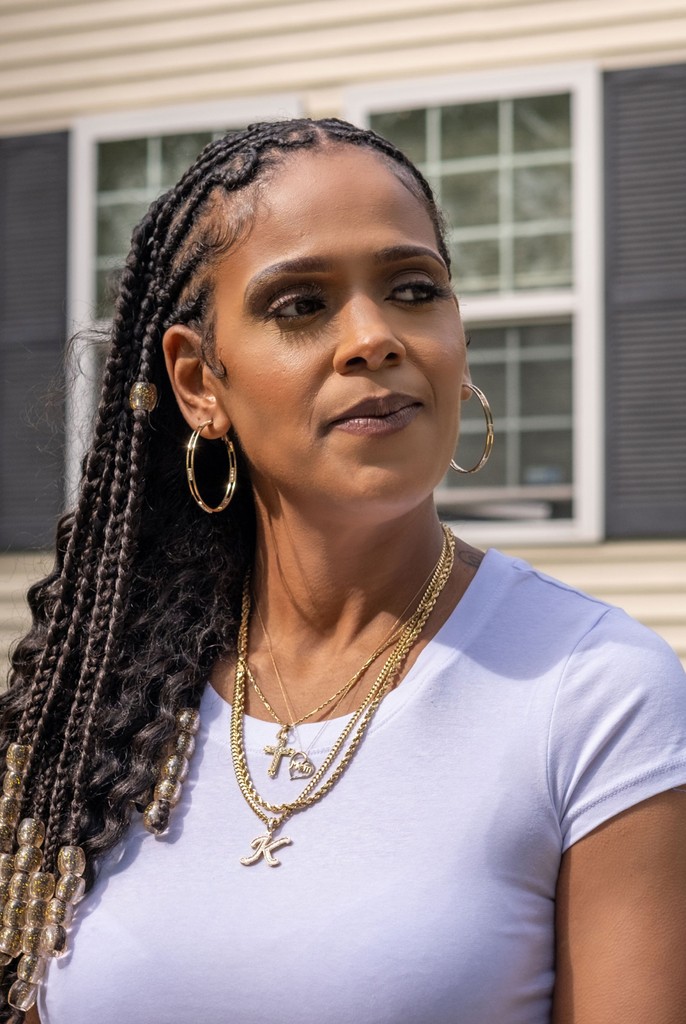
[332,296,406,374]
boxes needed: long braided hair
[0,117,450,1016]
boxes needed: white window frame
[67,94,301,503]
[345,64,603,545]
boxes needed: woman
[1,118,685,1023]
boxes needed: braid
[0,117,448,1018]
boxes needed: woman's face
[169,145,469,524]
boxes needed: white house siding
[2,0,686,135]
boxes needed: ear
[162,324,231,439]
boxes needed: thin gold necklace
[250,561,444,780]
[231,524,455,867]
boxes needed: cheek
[220,348,322,444]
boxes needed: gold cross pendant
[263,725,295,778]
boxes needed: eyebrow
[245,244,448,302]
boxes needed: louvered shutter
[0,132,67,549]
[604,65,686,537]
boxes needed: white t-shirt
[40,550,686,1024]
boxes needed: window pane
[97,201,148,257]
[513,233,572,289]
[468,326,507,351]
[370,109,426,164]
[521,359,572,416]
[513,94,570,153]
[513,164,572,222]
[97,139,147,191]
[466,362,506,417]
[451,239,500,293]
[520,429,572,485]
[450,423,508,488]
[161,132,214,188]
[520,323,571,349]
[442,170,498,228]
[440,101,498,160]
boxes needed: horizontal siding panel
[2,0,683,42]
[2,0,685,69]
[3,16,686,130]
[2,2,686,131]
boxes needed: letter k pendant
[240,832,293,867]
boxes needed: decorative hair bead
[0,797,21,826]
[142,708,200,835]
[0,823,14,854]
[8,977,38,1011]
[29,872,55,900]
[5,745,30,773]
[17,818,45,848]
[8,842,86,1010]
[2,772,22,798]
[57,846,86,876]
[128,381,158,412]
[175,709,200,735]
[0,926,22,958]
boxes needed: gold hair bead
[0,854,14,881]
[22,924,45,955]
[55,873,85,905]
[142,708,200,835]
[16,953,46,984]
[2,899,26,929]
[176,709,200,735]
[128,381,158,412]
[15,846,42,874]
[0,925,22,958]
[45,898,73,926]
[9,872,30,902]
[0,797,20,827]
[175,732,196,758]
[5,745,30,773]
[17,818,45,848]
[39,923,68,958]
[8,978,38,1011]
[57,846,86,877]
[28,872,55,900]
[2,772,23,798]
[25,898,49,927]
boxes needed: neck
[250,498,447,649]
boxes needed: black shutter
[605,65,686,537]
[0,132,67,549]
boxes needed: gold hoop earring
[450,383,494,474]
[186,420,238,513]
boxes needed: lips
[327,393,422,436]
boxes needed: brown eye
[265,285,326,321]
[390,280,450,304]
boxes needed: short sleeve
[547,607,686,851]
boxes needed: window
[68,96,301,499]
[346,66,602,543]
[95,131,225,319]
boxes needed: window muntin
[438,321,573,520]
[371,94,572,296]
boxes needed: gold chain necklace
[249,560,447,780]
[230,525,455,867]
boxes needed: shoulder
[481,548,682,666]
